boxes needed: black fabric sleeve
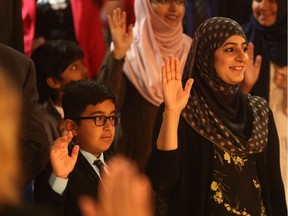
[146,103,182,191]
[97,52,127,110]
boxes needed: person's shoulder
[0,43,20,54]
[0,43,31,61]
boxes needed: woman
[146,17,287,215]
[97,0,192,171]
[243,0,288,198]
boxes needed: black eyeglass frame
[71,115,121,126]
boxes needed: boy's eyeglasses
[72,115,121,126]
[151,0,186,5]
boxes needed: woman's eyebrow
[222,41,248,47]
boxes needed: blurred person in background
[0,68,51,216]
[242,0,288,203]
[31,39,88,145]
[0,43,49,190]
[34,0,107,78]
[1,0,50,204]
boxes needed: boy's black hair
[62,80,117,124]
[31,39,84,103]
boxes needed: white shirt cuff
[49,172,68,195]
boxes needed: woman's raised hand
[162,55,194,113]
[108,8,133,60]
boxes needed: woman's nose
[259,0,269,10]
[236,50,246,61]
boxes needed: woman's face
[252,0,278,26]
[214,35,248,85]
[150,0,185,27]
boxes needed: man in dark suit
[0,43,49,188]
[34,80,119,216]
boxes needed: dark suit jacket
[34,144,108,216]
[0,204,54,216]
[0,0,24,53]
[38,99,62,145]
[0,43,49,187]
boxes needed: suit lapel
[75,151,99,184]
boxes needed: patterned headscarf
[182,17,269,155]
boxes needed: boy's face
[60,59,88,87]
[73,99,116,158]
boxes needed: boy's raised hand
[162,55,194,113]
[50,131,79,179]
[108,8,133,60]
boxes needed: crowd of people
[0,0,286,215]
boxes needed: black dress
[207,147,266,216]
[146,105,287,216]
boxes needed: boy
[34,80,120,216]
[31,40,88,145]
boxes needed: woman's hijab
[123,0,192,106]
[243,0,287,101]
[182,17,269,155]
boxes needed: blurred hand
[240,42,262,93]
[80,155,153,216]
[108,8,133,60]
[274,65,288,115]
[50,132,79,179]
[283,90,288,116]
[274,65,287,89]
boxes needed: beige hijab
[123,0,192,106]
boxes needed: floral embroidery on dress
[210,178,252,215]
[208,147,266,215]
[224,203,251,216]
[253,179,261,189]
[223,151,248,172]
[210,171,230,204]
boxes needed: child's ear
[65,119,78,136]
[47,77,61,89]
